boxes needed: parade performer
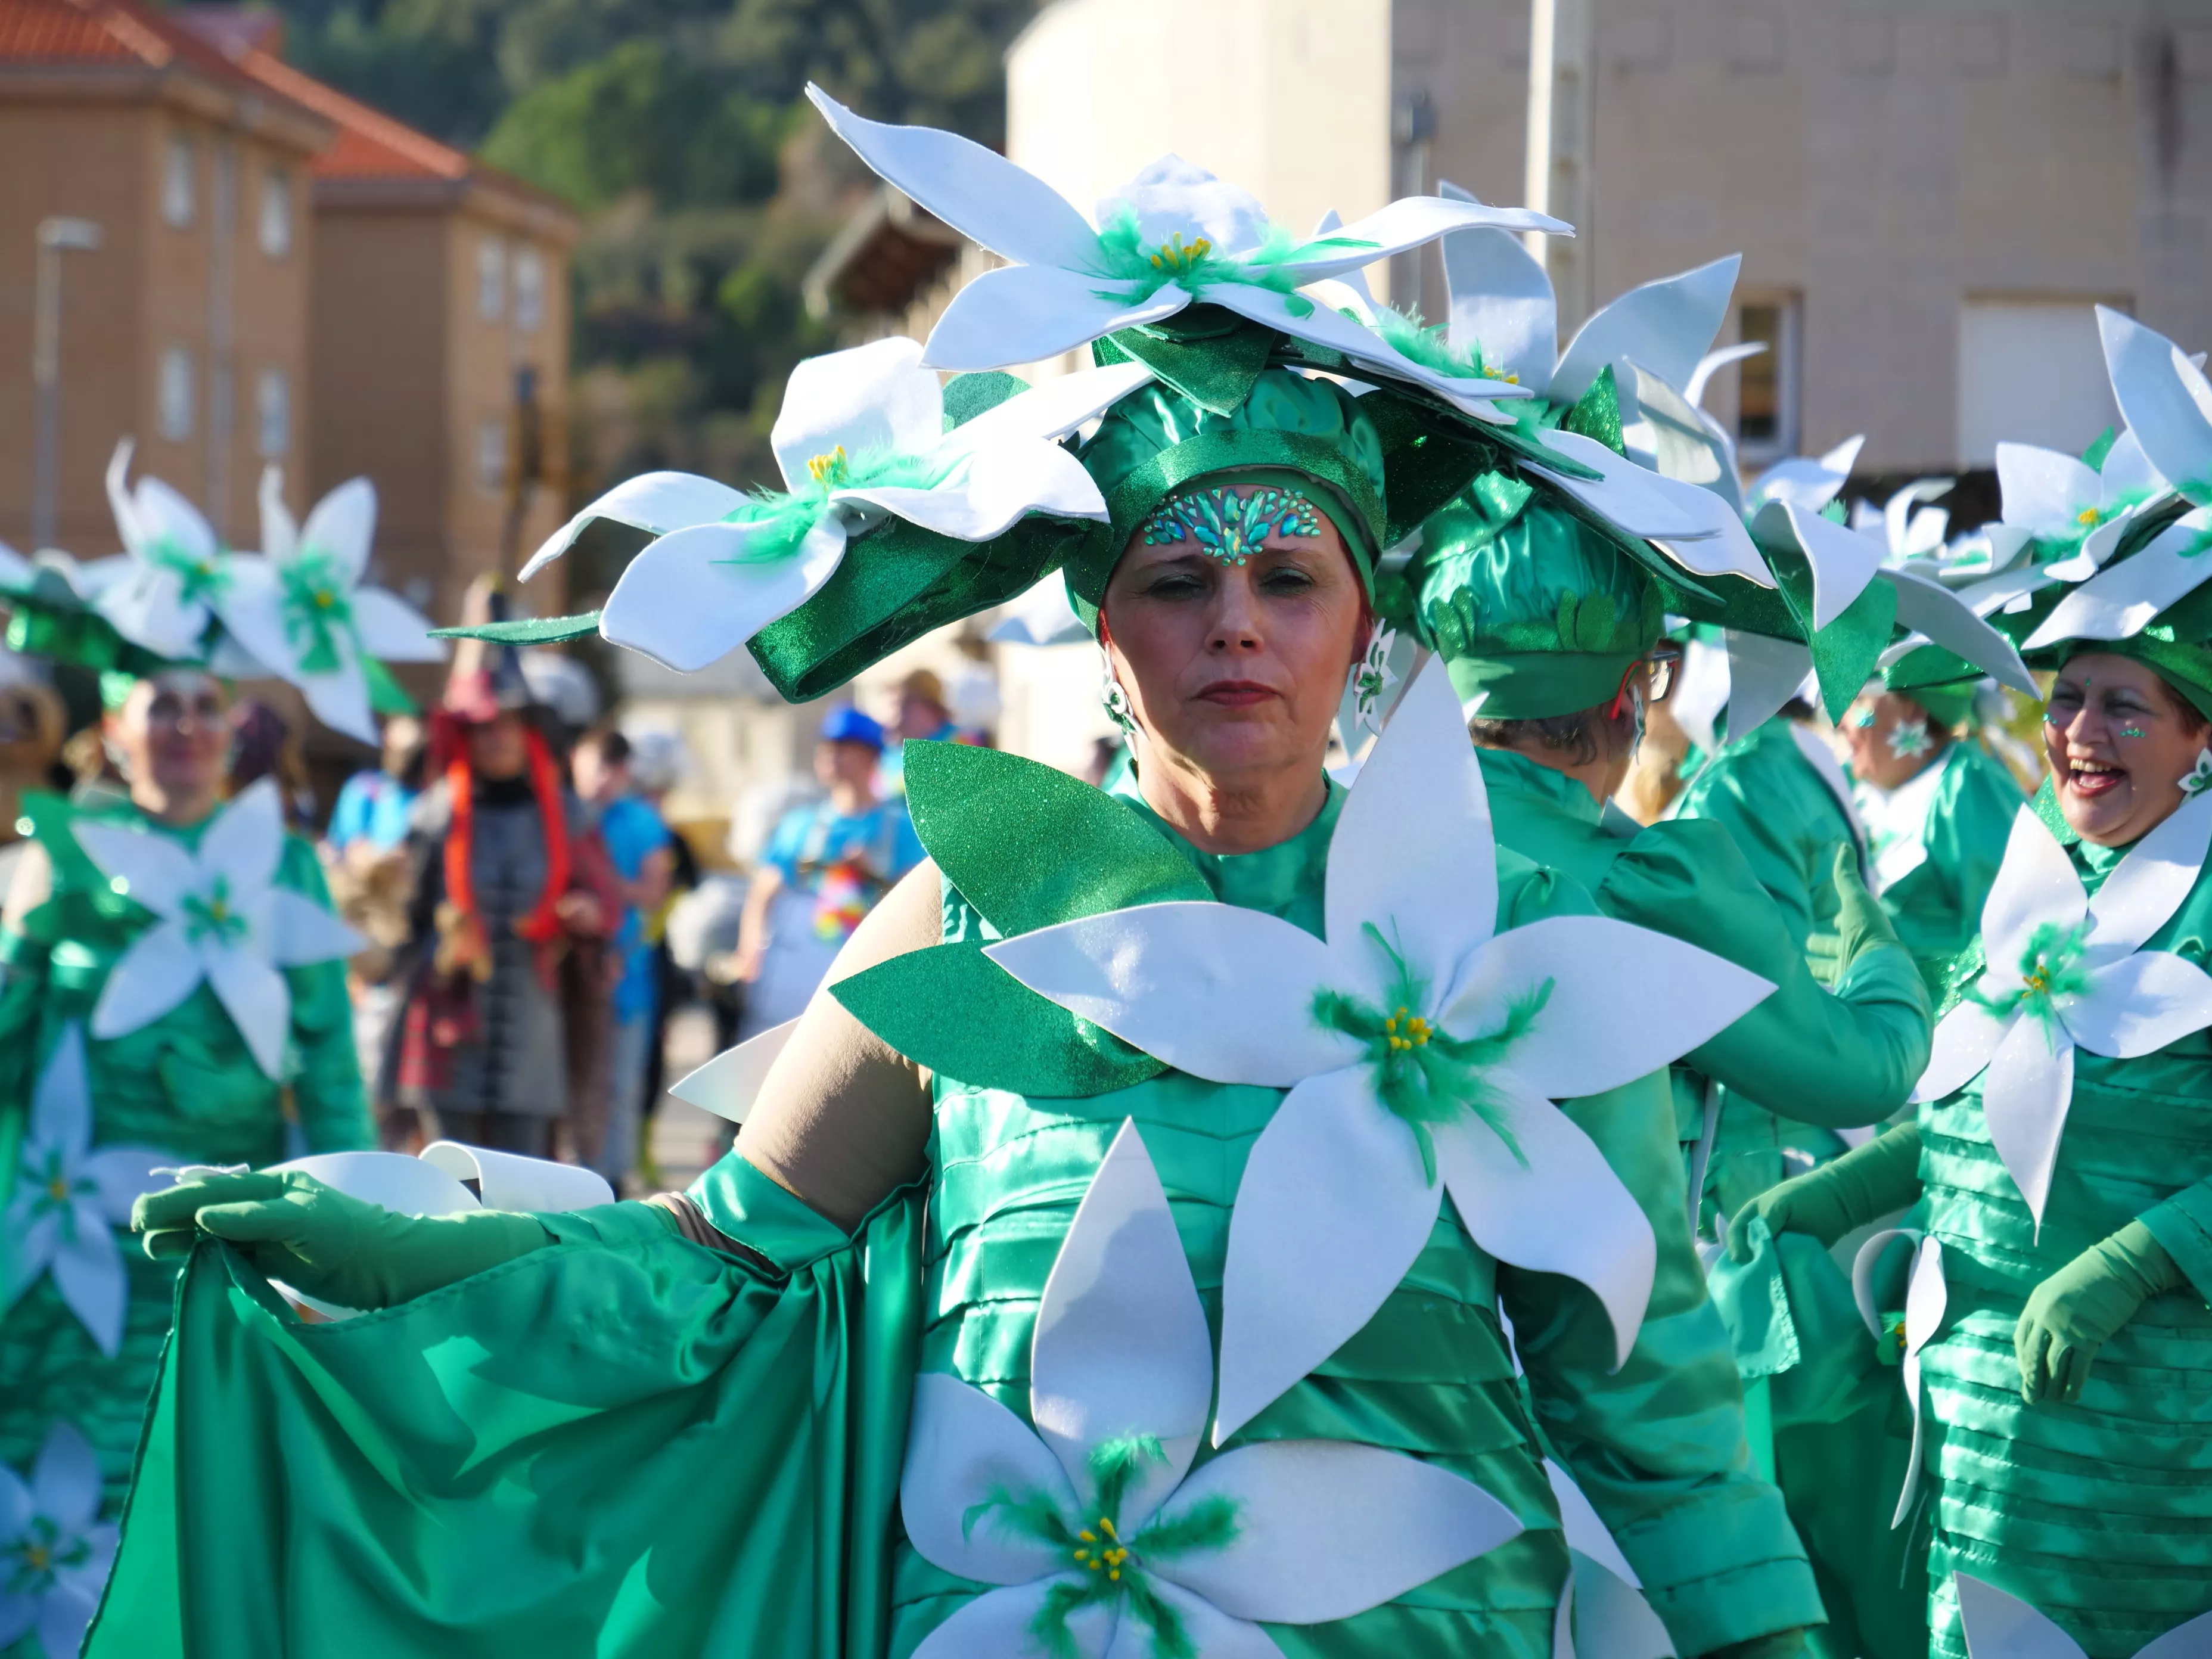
[0,451,414,1659]
[99,95,1821,1659]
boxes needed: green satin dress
[1852,742,2024,998]
[85,771,1819,1659]
[1918,790,2212,1658]
[0,796,369,1640]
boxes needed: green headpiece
[1400,473,1663,719]
[1064,366,1388,633]
[1878,645,1983,729]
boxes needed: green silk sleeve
[2138,1179,2212,1306]
[276,840,372,1154]
[1673,729,1848,950]
[1599,821,1930,1128]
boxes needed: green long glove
[133,1170,551,1310]
[2015,1220,2183,1405]
[1805,844,1896,986]
[1726,1123,1924,1263]
[1700,1633,1809,1659]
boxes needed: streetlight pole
[31,216,102,551]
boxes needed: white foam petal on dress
[984,903,1354,1089]
[2099,306,2212,504]
[1102,1582,1278,1659]
[94,566,206,660]
[1435,1069,1655,1366]
[599,517,849,672]
[921,262,1191,373]
[198,780,287,896]
[807,85,1110,275]
[520,472,750,581]
[1561,1552,1676,1659]
[1030,1122,1213,1524]
[838,443,1106,542]
[1996,442,2100,541]
[1438,182,1558,391]
[28,1019,91,1160]
[297,477,378,584]
[31,1421,102,1534]
[71,819,202,922]
[1212,1067,1443,1443]
[82,1146,171,1228]
[1980,808,2089,975]
[2061,948,2212,1061]
[1882,567,2039,695]
[267,887,366,968]
[2086,790,2212,962]
[1777,502,1884,629]
[900,1372,1079,1588]
[50,1217,126,1357]
[347,586,446,662]
[1546,1463,1639,1587]
[1952,1573,2086,1659]
[909,1576,1115,1659]
[1915,1001,2015,1104]
[1278,194,1570,283]
[203,941,292,1078]
[1440,915,1774,1102]
[1324,657,1496,986]
[770,337,944,492]
[2138,1606,2212,1657]
[940,361,1156,454]
[1550,254,1740,408]
[1151,1438,1520,1624]
[1980,1014,2077,1228]
[88,919,203,1039]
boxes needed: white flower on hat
[88,440,241,663]
[1995,429,2166,580]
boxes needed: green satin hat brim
[1447,651,1639,719]
[1893,679,1981,729]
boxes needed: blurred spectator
[878,667,954,795]
[229,699,316,829]
[326,714,427,860]
[620,728,698,1181]
[322,713,428,1133]
[727,706,923,1039]
[572,725,673,1189]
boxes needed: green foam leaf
[432,611,602,645]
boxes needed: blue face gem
[1138,486,1324,566]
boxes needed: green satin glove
[1698,1632,1809,1659]
[1726,1123,1923,1263]
[2015,1220,2183,1406]
[133,1169,551,1310]
[1805,844,1895,986]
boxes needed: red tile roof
[0,0,257,90]
[233,46,469,182]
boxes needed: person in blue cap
[730,703,925,1041]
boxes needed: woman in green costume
[1840,657,2024,998]
[1734,534,2212,1654]
[101,100,1825,1659]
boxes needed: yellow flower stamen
[1502,372,1519,384]
[2077,505,2101,528]
[48,1176,69,1203]
[24,1543,50,1572]
[1148,233,1213,272]
[2024,966,2053,996]
[806,445,849,485]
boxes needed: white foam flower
[2097,306,2212,509]
[524,338,1151,673]
[73,779,364,1079]
[902,1119,1523,1659]
[216,471,445,745]
[1954,1573,2212,1658]
[987,660,1775,1440]
[1915,795,2212,1227]
[89,439,242,661]
[1995,428,2167,580]
[1,1025,171,1356]
[2019,505,2212,655]
[806,88,1564,422]
[0,1421,117,1659]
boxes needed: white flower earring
[1347,627,1398,735]
[2179,747,2212,796]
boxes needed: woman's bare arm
[734,859,942,1229]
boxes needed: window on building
[256,368,290,458]
[1735,296,1801,464]
[159,347,195,440]
[259,167,292,257]
[478,238,506,321]
[163,137,195,228]
[514,247,545,331]
[1957,298,2124,467]
[477,417,508,492]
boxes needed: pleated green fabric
[1861,744,2024,998]
[1917,827,2212,1659]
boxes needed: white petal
[2139,1607,2212,1658]
[901,1372,1077,1588]
[82,1145,172,1225]
[132,474,219,563]
[1774,502,1882,629]
[520,472,750,581]
[30,1419,103,1531]
[1546,1463,1639,1588]
[2101,425,2167,501]
[7,1204,61,1302]
[910,1577,1114,1659]
[2062,948,2212,1061]
[417,1143,613,1212]
[1562,1552,1676,1659]
[1882,567,2039,695]
[291,642,380,747]
[772,338,943,491]
[1981,1014,2076,1227]
[1526,433,1773,585]
[1207,286,1529,420]
[667,1018,797,1124]
[212,564,305,686]
[89,919,204,1039]
[984,903,1354,1089]
[1980,808,2089,975]
[1551,255,1740,408]
[94,565,206,660]
[1915,1001,2014,1104]
[28,1021,92,1161]
[257,465,297,563]
[204,941,291,1078]
[918,263,1189,373]
[2085,789,2212,960]
[1327,657,1496,989]
[1151,1439,1521,1624]
[1953,563,2057,619]
[52,1217,127,1356]
[1440,915,1773,1101]
[807,85,1109,275]
[1105,1582,1279,1659]
[104,440,142,551]
[267,887,365,967]
[1722,631,1814,743]
[1213,1067,1440,1443]
[273,1150,479,1217]
[989,579,1090,647]
[296,478,377,584]
[1748,436,1863,514]
[1996,443,2101,540]
[1685,341,1767,409]
[1283,194,1571,283]
[1031,1122,1213,1524]
[840,443,1105,542]
[2025,507,2212,651]
[1952,1572,2085,1659]
[2099,306,2212,505]
[1884,480,1952,559]
[1434,1070,1655,1367]
[1101,154,1273,257]
[599,518,848,672]
[1439,189,1558,389]
[347,586,446,662]
[201,779,287,895]
[938,361,1156,454]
